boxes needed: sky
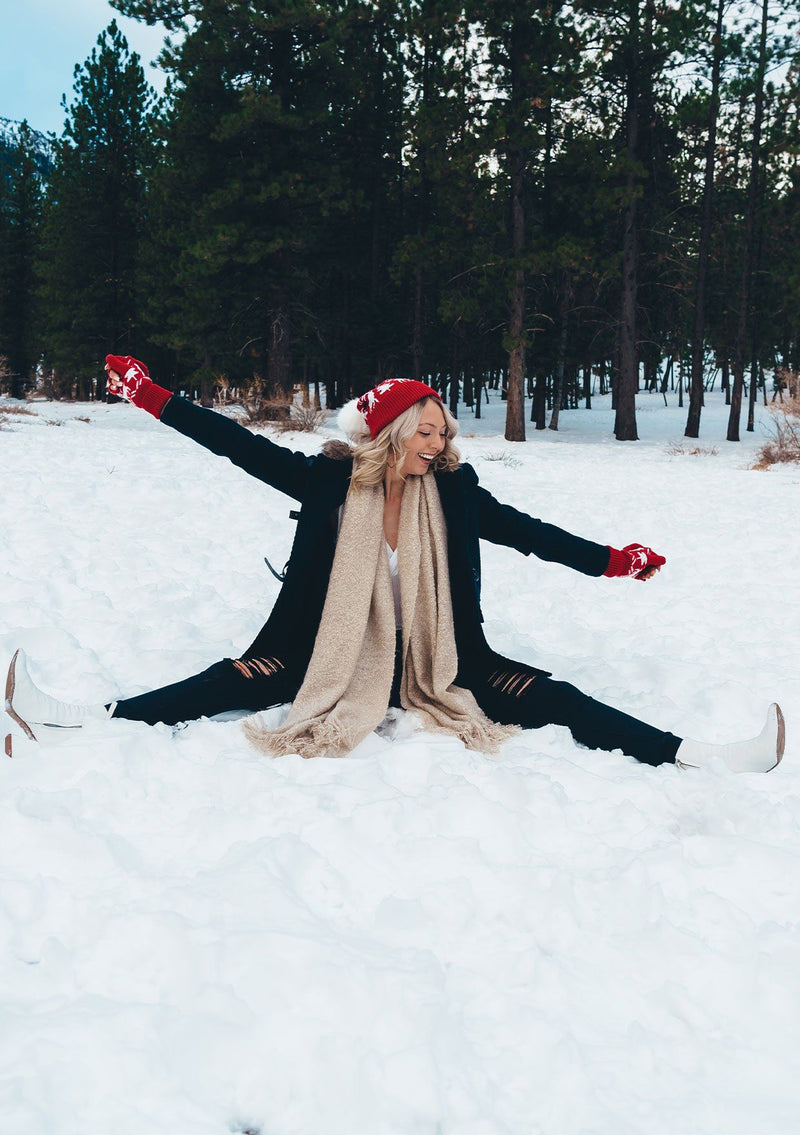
[0,0,170,136]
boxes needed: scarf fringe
[244,705,518,759]
[243,712,359,759]
[429,715,519,754]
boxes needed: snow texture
[1,392,799,1134]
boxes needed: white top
[386,543,401,627]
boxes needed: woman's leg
[470,655,682,767]
[113,654,301,727]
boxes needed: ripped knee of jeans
[232,656,286,680]
[488,664,538,698]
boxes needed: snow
[1,391,799,1134]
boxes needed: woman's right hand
[105,355,151,403]
[104,355,173,419]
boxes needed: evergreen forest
[0,0,798,442]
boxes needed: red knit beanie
[338,378,442,440]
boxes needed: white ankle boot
[675,703,785,773]
[5,649,114,743]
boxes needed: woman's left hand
[604,543,666,580]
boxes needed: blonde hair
[349,397,460,490]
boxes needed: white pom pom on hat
[337,378,441,441]
[337,398,370,440]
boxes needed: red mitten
[105,355,171,419]
[604,543,666,580]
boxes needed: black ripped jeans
[112,645,682,767]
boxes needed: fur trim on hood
[321,439,353,461]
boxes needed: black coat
[161,396,611,678]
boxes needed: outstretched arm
[476,483,610,575]
[106,355,313,501]
[475,478,665,580]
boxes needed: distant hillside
[0,117,53,181]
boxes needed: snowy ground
[1,390,799,1135]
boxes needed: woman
[5,356,785,772]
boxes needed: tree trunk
[504,11,527,442]
[412,269,423,379]
[728,0,768,442]
[549,280,571,430]
[505,169,526,440]
[747,157,768,430]
[616,0,641,441]
[748,355,760,427]
[659,355,673,395]
[449,332,460,418]
[686,0,724,438]
[266,300,292,403]
[531,372,546,428]
[411,11,436,383]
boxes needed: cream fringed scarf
[243,474,516,759]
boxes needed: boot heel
[5,651,38,742]
[776,704,786,767]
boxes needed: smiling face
[350,394,460,491]
[400,398,448,476]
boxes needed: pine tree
[313,0,407,402]
[760,53,800,375]
[579,0,705,439]
[38,22,156,398]
[684,0,726,438]
[0,123,44,398]
[477,0,541,442]
[122,1,412,404]
[726,0,769,441]
[395,2,497,407]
